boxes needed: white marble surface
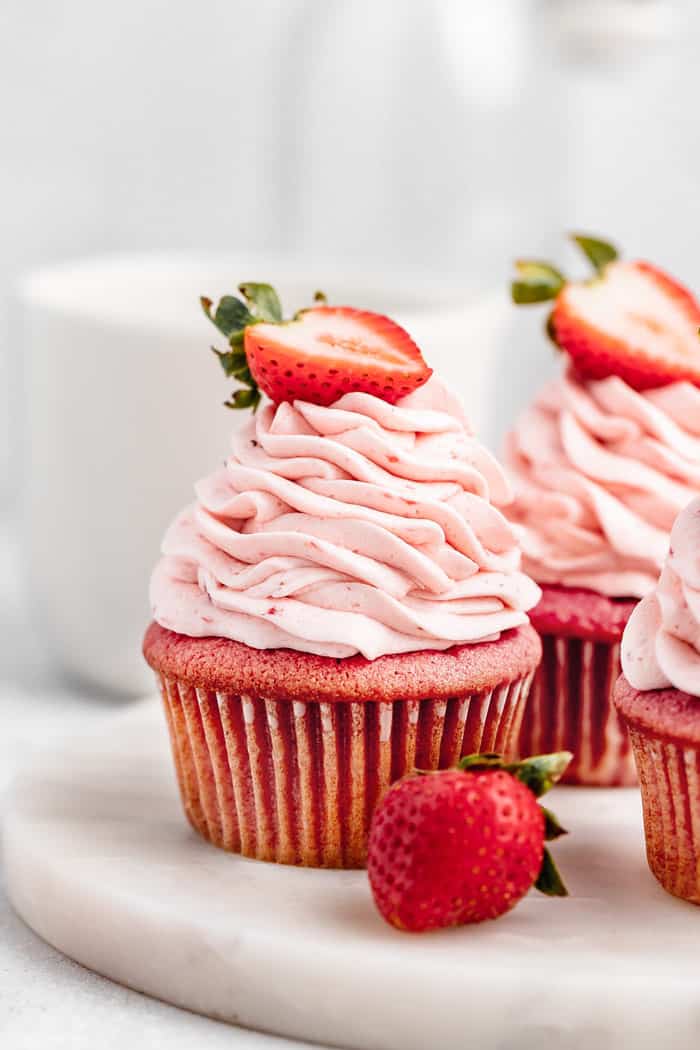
[0,519,311,1049]
[5,697,700,1050]
[4,519,700,1050]
[0,693,315,1050]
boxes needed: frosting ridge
[151,377,540,659]
[506,370,700,598]
[621,496,700,696]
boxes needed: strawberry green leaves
[459,750,572,898]
[511,233,624,373]
[238,283,283,323]
[201,294,255,343]
[211,348,259,411]
[511,261,566,304]
[201,281,287,412]
[511,233,619,307]
[202,282,331,411]
[458,750,572,796]
[508,751,573,797]
[226,387,260,411]
[212,348,247,375]
[571,234,618,274]
[541,806,568,842]
[535,845,569,897]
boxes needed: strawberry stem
[458,751,572,797]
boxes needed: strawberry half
[512,235,700,391]
[201,283,432,410]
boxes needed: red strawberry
[367,752,571,933]
[245,306,431,407]
[201,283,431,410]
[512,235,700,391]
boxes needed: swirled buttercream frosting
[506,370,700,599]
[622,496,700,696]
[150,377,540,659]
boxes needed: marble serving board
[3,699,699,1050]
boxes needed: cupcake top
[506,372,700,598]
[621,496,700,696]
[506,234,700,600]
[150,285,540,660]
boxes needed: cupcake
[616,496,700,903]
[144,283,542,867]
[506,234,700,785]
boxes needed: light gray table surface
[0,521,315,1050]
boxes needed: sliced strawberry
[512,236,700,391]
[244,306,431,407]
[202,284,432,410]
[553,260,700,390]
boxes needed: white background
[2,0,700,491]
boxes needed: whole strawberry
[367,752,571,932]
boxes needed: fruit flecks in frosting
[622,496,700,696]
[506,371,700,599]
[151,376,541,659]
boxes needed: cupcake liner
[626,726,700,904]
[518,635,636,786]
[155,670,534,868]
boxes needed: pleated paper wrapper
[517,635,636,786]
[625,725,700,904]
[156,671,534,868]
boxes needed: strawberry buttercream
[621,496,700,695]
[506,370,700,598]
[150,377,540,659]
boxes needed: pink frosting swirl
[150,377,540,659]
[622,497,700,696]
[506,370,700,599]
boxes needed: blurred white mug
[17,254,508,696]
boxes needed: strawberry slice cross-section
[553,259,700,390]
[512,235,700,391]
[244,305,432,407]
[202,282,433,410]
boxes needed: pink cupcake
[144,284,542,867]
[506,235,700,785]
[616,497,700,903]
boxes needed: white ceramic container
[17,254,508,695]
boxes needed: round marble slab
[3,698,698,1050]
